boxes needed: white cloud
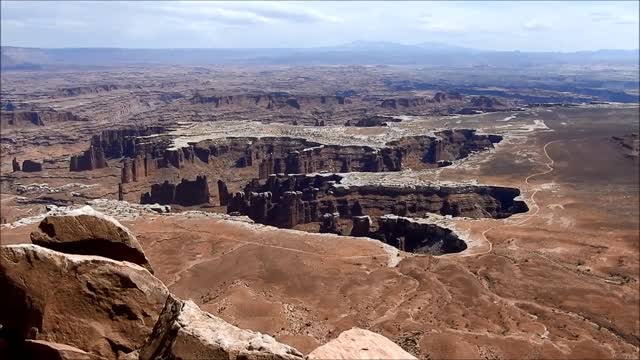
[135,1,342,26]
[0,1,638,51]
[523,19,552,32]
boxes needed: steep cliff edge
[140,175,210,206]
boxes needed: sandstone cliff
[139,294,304,360]
[1,110,84,126]
[0,244,168,359]
[190,92,350,110]
[227,174,526,224]
[140,175,210,206]
[21,159,43,172]
[29,206,154,273]
[307,328,417,360]
[70,145,108,171]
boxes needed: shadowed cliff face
[140,175,210,206]
[219,173,527,254]
[112,129,501,184]
[225,174,527,223]
[190,92,351,110]
[65,126,507,255]
[1,110,85,127]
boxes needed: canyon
[1,62,638,360]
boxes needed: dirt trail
[461,139,563,257]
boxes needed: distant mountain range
[1,41,638,69]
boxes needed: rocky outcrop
[218,179,231,206]
[57,85,120,97]
[307,328,416,360]
[72,126,167,177]
[21,340,108,360]
[1,111,44,126]
[227,174,526,225]
[387,130,502,169]
[225,173,525,253]
[375,215,467,254]
[29,206,154,273]
[319,212,340,234]
[12,157,20,172]
[119,129,501,185]
[70,145,108,171]
[190,92,350,110]
[350,215,371,237]
[353,115,402,127]
[0,110,84,126]
[433,91,463,102]
[122,156,160,183]
[141,176,210,206]
[21,159,43,172]
[381,97,431,109]
[470,96,504,109]
[139,294,304,360]
[93,127,167,159]
[0,244,169,359]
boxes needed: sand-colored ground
[2,105,638,359]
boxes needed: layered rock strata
[0,110,84,126]
[190,92,351,110]
[70,145,108,171]
[140,175,210,206]
[119,129,501,184]
[225,173,526,225]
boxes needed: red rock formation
[217,179,230,206]
[319,212,340,234]
[350,215,371,237]
[2,111,44,125]
[141,175,210,206]
[139,294,304,360]
[307,328,417,360]
[29,206,154,273]
[225,174,527,231]
[70,145,108,171]
[190,92,350,110]
[376,215,467,254]
[354,115,402,127]
[118,129,500,188]
[57,84,120,97]
[0,244,168,359]
[21,160,42,172]
[121,155,160,183]
[12,157,20,172]
[1,110,84,126]
[21,340,108,360]
[381,97,431,109]
[433,91,463,102]
[470,95,504,109]
[94,127,166,159]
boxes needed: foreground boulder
[0,244,168,359]
[307,328,417,360]
[30,206,154,273]
[139,294,304,360]
[22,340,108,360]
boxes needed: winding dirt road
[462,139,563,258]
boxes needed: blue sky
[1,1,638,51]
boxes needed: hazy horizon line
[3,42,639,54]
